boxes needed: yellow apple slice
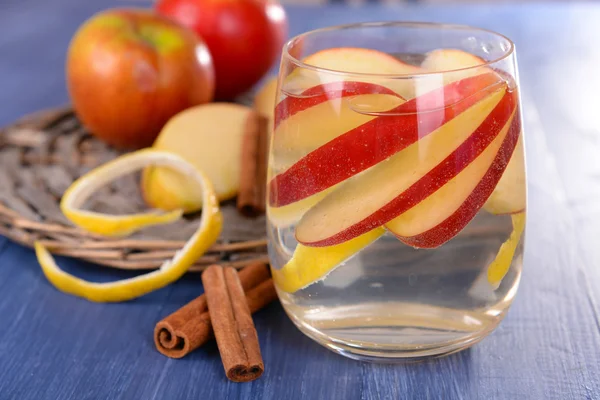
[295,85,508,246]
[304,47,422,75]
[286,47,423,99]
[484,135,526,214]
[142,103,252,213]
[416,48,492,96]
[487,212,526,288]
[421,48,489,81]
[272,227,385,293]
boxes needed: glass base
[284,303,506,363]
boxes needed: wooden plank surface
[1,2,599,399]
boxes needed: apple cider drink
[267,23,526,361]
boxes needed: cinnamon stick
[154,262,275,359]
[202,265,265,382]
[237,111,269,217]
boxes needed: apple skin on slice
[268,81,405,226]
[271,81,405,172]
[269,72,504,208]
[295,87,517,247]
[387,106,520,246]
[274,80,401,130]
[391,107,521,248]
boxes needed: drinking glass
[266,22,525,362]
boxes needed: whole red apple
[66,8,215,149]
[156,0,287,100]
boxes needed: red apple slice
[274,80,401,130]
[287,47,424,98]
[295,87,517,247]
[271,81,405,171]
[422,50,526,215]
[483,135,526,214]
[269,82,404,225]
[390,109,521,248]
[269,72,504,208]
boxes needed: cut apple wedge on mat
[142,103,252,213]
[269,72,504,208]
[284,47,424,99]
[271,227,385,293]
[295,82,516,247]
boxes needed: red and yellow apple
[156,0,288,100]
[66,8,215,149]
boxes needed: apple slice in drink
[386,108,521,248]
[422,49,526,215]
[269,72,504,208]
[483,135,526,214]
[304,47,423,75]
[272,81,405,171]
[295,84,516,247]
[285,47,424,99]
[421,48,489,80]
[268,82,405,226]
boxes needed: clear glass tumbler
[266,22,526,362]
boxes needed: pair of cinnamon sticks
[237,112,269,217]
[154,263,277,382]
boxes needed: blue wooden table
[1,1,600,399]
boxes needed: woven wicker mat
[0,105,268,271]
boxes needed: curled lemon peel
[60,150,189,237]
[37,149,223,302]
[487,212,525,288]
[272,227,385,293]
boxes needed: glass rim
[282,21,515,78]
